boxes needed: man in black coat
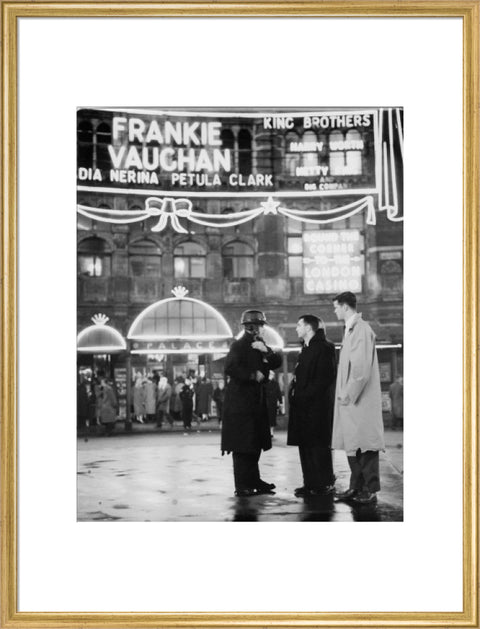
[287,314,337,497]
[221,310,282,497]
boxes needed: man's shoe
[352,491,377,505]
[334,488,358,502]
[257,480,276,491]
[308,485,335,496]
[234,488,257,497]
[294,486,308,497]
[255,486,276,495]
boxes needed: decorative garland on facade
[378,107,403,222]
[77,195,378,234]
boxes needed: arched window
[285,131,301,176]
[329,130,345,175]
[77,121,93,167]
[221,129,235,174]
[238,129,252,175]
[345,129,363,174]
[78,121,93,142]
[221,129,235,149]
[78,237,111,277]
[222,241,254,279]
[129,239,162,277]
[96,123,112,169]
[301,131,319,170]
[96,122,111,144]
[329,130,363,176]
[174,241,206,278]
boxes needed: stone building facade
[77,107,403,394]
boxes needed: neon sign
[127,286,233,341]
[108,145,231,173]
[131,340,230,354]
[108,118,231,174]
[289,141,325,152]
[77,108,378,194]
[77,108,404,228]
[112,117,224,145]
[302,230,365,295]
[77,313,127,353]
[264,113,373,130]
[78,195,377,234]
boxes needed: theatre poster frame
[1,2,479,628]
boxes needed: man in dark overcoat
[287,314,337,496]
[221,310,282,497]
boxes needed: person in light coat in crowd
[332,291,385,505]
[98,376,118,436]
[156,376,172,428]
[144,376,157,423]
[213,379,225,424]
[133,372,146,423]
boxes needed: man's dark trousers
[232,451,261,490]
[299,445,334,490]
[347,449,381,492]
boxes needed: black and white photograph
[4,5,476,623]
[76,106,403,522]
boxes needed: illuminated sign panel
[131,340,230,354]
[303,230,364,294]
[77,109,376,194]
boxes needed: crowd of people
[77,372,119,436]
[131,372,227,430]
[77,370,230,435]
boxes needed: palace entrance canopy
[127,286,233,355]
[77,314,127,354]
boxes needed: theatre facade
[77,107,403,416]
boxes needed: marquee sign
[78,108,377,194]
[130,340,230,354]
[77,108,403,230]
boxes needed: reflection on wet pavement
[77,431,403,522]
[229,493,403,522]
[87,511,122,521]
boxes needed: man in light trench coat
[332,292,385,505]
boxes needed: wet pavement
[77,427,403,522]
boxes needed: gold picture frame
[1,2,478,627]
